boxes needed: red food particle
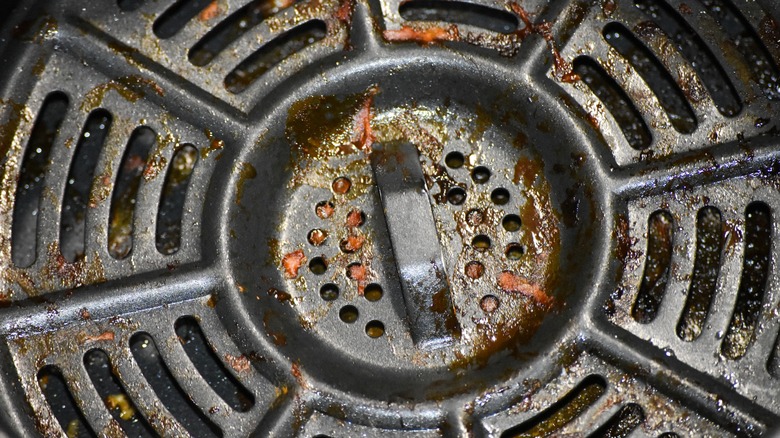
[316,202,335,219]
[199,1,220,21]
[497,271,553,307]
[383,25,459,44]
[465,261,485,279]
[346,209,363,227]
[282,250,306,279]
[83,331,115,343]
[351,89,376,150]
[224,353,250,372]
[342,234,365,252]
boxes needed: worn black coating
[0,0,780,437]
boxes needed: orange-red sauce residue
[383,25,460,45]
[282,249,306,279]
[497,271,553,308]
[510,3,579,83]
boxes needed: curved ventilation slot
[108,126,155,260]
[572,56,652,150]
[398,0,520,34]
[156,145,198,255]
[699,0,780,101]
[130,332,223,437]
[632,210,674,324]
[60,109,112,262]
[84,349,155,437]
[189,0,298,66]
[38,365,96,438]
[587,403,645,437]
[634,0,741,116]
[117,0,145,12]
[224,19,327,94]
[500,375,607,437]
[11,91,69,268]
[175,316,255,412]
[721,202,771,360]
[602,22,696,134]
[677,206,723,341]
[153,0,216,39]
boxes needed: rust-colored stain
[497,271,553,308]
[201,128,225,159]
[282,249,306,279]
[383,25,460,45]
[80,76,164,111]
[79,331,115,344]
[510,3,579,83]
[224,353,251,372]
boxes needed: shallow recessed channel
[108,126,156,260]
[12,91,69,268]
[224,20,327,94]
[632,210,674,323]
[175,317,255,412]
[156,145,198,255]
[60,108,112,263]
[38,365,96,438]
[399,0,520,34]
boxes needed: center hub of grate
[220,60,605,401]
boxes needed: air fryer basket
[1,0,780,436]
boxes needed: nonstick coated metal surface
[0,0,779,436]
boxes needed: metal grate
[0,0,779,436]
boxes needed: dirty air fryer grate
[1,0,780,436]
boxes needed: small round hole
[320,283,339,301]
[346,209,365,227]
[364,283,383,301]
[466,209,485,226]
[365,320,385,338]
[465,261,484,279]
[307,229,328,246]
[339,305,359,323]
[506,243,524,260]
[332,177,352,194]
[445,151,465,168]
[339,235,365,253]
[502,214,522,231]
[491,188,510,205]
[472,235,491,251]
[447,187,467,205]
[315,201,335,219]
[309,257,328,275]
[471,166,491,183]
[480,295,499,313]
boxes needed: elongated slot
[634,0,741,116]
[118,0,144,11]
[587,403,644,438]
[60,109,112,262]
[175,317,255,411]
[224,20,327,94]
[157,145,198,255]
[632,210,674,323]
[153,0,215,39]
[399,0,519,34]
[501,375,607,437]
[130,333,223,437]
[677,206,723,341]
[573,56,652,150]
[722,202,771,359]
[38,366,96,438]
[189,0,298,66]
[603,22,696,134]
[108,126,155,260]
[11,92,69,268]
[699,0,780,101]
[84,349,155,437]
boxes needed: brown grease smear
[201,129,225,159]
[235,162,257,205]
[80,76,164,111]
[510,3,578,83]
